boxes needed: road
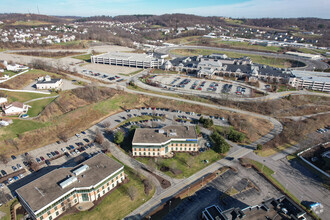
[155,45,330,71]
[247,149,330,220]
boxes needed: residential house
[3,102,30,115]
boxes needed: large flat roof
[132,125,198,145]
[292,70,330,83]
[94,52,160,62]
[16,153,123,213]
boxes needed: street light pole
[169,200,171,212]
[202,177,204,187]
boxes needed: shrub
[114,131,125,144]
[257,144,263,150]
[210,132,230,154]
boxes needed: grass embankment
[27,97,57,117]
[136,151,222,178]
[0,69,66,89]
[0,199,17,220]
[171,48,295,68]
[72,53,92,62]
[11,51,83,58]
[119,69,143,76]
[1,70,17,77]
[62,166,154,220]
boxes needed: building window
[107,182,109,186]
[134,152,137,155]
[73,194,76,198]
[144,152,146,156]
[139,152,141,156]
[61,202,64,207]
[97,189,99,193]
[62,207,65,212]
[112,183,114,187]
[56,211,59,216]
[74,199,77,203]
[176,148,178,150]
[189,148,191,151]
[158,153,160,155]
[148,152,150,156]
[47,211,51,216]
[67,198,70,202]
[153,152,155,156]
[49,217,52,220]
[112,179,114,183]
[54,206,57,211]
[180,148,182,151]
[184,148,186,151]
[103,190,105,195]
[40,216,43,220]
[102,186,104,190]
[193,148,195,151]
[108,187,110,191]
[158,148,160,151]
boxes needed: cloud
[171,0,330,18]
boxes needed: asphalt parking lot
[163,162,282,220]
[151,75,251,96]
[0,107,229,196]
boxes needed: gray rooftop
[16,153,123,212]
[36,78,61,84]
[132,125,198,145]
[292,70,330,83]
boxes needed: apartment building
[132,125,199,157]
[16,154,125,220]
[91,52,164,69]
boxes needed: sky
[1,0,329,18]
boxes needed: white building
[36,75,63,90]
[285,51,322,60]
[3,102,30,115]
[290,70,330,92]
[91,52,164,69]
[0,97,8,105]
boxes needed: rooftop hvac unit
[59,176,78,189]
[72,164,89,176]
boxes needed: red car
[40,156,45,161]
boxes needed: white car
[75,133,81,138]
[19,174,24,178]
[61,148,66,152]
[8,178,13,183]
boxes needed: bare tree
[95,128,105,144]
[127,186,138,201]
[101,141,111,153]
[103,120,111,131]
[30,162,40,171]
[58,132,69,142]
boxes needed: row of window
[134,148,196,156]
[133,143,197,152]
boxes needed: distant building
[16,153,125,220]
[290,70,330,92]
[5,63,28,72]
[3,102,30,115]
[132,125,199,157]
[36,75,63,90]
[91,52,164,69]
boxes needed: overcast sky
[1,0,329,18]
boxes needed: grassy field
[119,69,143,76]
[0,199,17,220]
[27,97,57,117]
[72,53,92,62]
[1,70,17,77]
[210,40,282,53]
[152,69,178,74]
[12,20,51,26]
[0,91,55,103]
[171,48,294,68]
[62,166,154,220]
[136,150,222,178]
[0,119,48,141]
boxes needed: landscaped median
[61,165,155,220]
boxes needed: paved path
[24,95,59,104]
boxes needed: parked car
[11,155,16,160]
[54,151,60,155]
[40,156,45,161]
[13,176,19,181]
[65,152,70,157]
[75,133,81,138]
[69,145,75,150]
[8,178,13,183]
[51,152,56,156]
[47,153,52,158]
[45,160,51,166]
[36,158,41,163]
[1,170,7,176]
[17,164,22,169]
[0,183,4,188]
[12,166,17,171]
[81,131,86,135]
[61,148,66,152]
[19,174,24,178]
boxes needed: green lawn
[171,49,294,68]
[0,119,48,141]
[1,70,17,77]
[0,91,56,103]
[72,54,92,62]
[136,150,222,178]
[210,40,282,53]
[152,69,178,74]
[27,97,57,117]
[62,166,155,220]
[0,199,17,220]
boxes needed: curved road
[155,45,329,71]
